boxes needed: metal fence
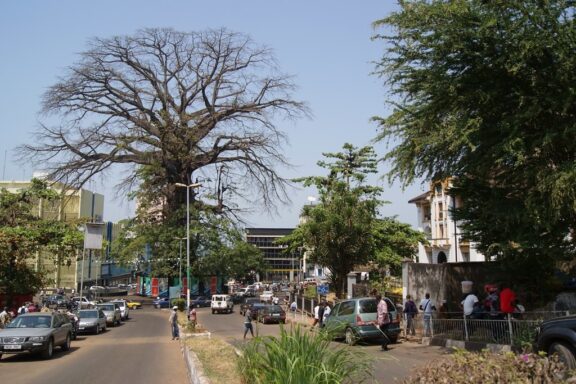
[403,311,573,346]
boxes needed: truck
[211,294,234,314]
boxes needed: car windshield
[79,311,98,318]
[268,305,283,313]
[111,302,125,307]
[7,315,52,328]
[98,304,115,311]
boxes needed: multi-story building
[408,179,484,263]
[0,176,104,289]
[244,228,301,282]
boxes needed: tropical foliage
[0,179,82,305]
[372,1,576,279]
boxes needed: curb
[178,326,212,384]
[426,336,512,353]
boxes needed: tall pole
[186,186,190,311]
[179,239,183,289]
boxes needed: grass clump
[237,325,373,384]
[186,337,242,384]
[403,349,574,383]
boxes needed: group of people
[402,292,437,338]
[168,304,198,340]
[461,284,522,320]
[310,301,331,330]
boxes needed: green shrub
[237,325,373,384]
[402,349,571,383]
[172,298,186,311]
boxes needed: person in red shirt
[499,285,517,314]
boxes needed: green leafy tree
[0,180,82,306]
[372,1,576,282]
[281,144,382,298]
[372,217,428,276]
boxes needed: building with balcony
[409,179,484,263]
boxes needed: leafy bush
[237,325,373,384]
[172,298,186,311]
[403,349,572,383]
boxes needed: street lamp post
[174,237,186,290]
[174,182,202,310]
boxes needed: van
[211,294,234,314]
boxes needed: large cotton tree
[21,28,308,219]
[373,1,576,281]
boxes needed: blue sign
[317,284,329,295]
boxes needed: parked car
[153,297,170,309]
[0,312,73,360]
[95,303,122,326]
[258,305,286,324]
[236,287,256,298]
[240,298,261,316]
[191,296,211,308]
[110,299,129,320]
[535,315,576,370]
[323,297,401,346]
[77,309,107,335]
[211,294,234,314]
[125,299,142,310]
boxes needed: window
[359,299,377,314]
[331,303,341,316]
[339,301,355,316]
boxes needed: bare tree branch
[19,28,309,220]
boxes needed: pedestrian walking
[244,308,254,339]
[403,295,418,337]
[419,293,436,337]
[376,294,391,351]
[188,304,197,328]
[0,307,10,328]
[310,303,321,331]
[169,306,179,340]
[290,300,297,318]
[322,302,331,327]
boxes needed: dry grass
[185,336,242,384]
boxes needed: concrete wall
[402,261,504,311]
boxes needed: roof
[245,228,294,236]
[408,191,431,204]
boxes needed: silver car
[77,309,107,334]
[0,312,73,360]
[96,303,122,326]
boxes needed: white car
[72,296,95,309]
[110,300,129,320]
[260,290,274,303]
[211,295,234,314]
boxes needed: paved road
[195,306,450,383]
[0,307,188,384]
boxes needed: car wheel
[212,309,215,314]
[549,342,576,370]
[345,328,357,346]
[95,324,100,335]
[41,339,54,359]
[61,334,71,351]
[103,323,107,332]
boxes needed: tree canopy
[281,144,423,297]
[20,28,308,220]
[373,1,576,272]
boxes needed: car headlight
[29,336,47,342]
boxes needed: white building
[409,179,484,263]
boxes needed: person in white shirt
[419,293,436,337]
[461,293,479,317]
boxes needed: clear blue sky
[0,0,427,228]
